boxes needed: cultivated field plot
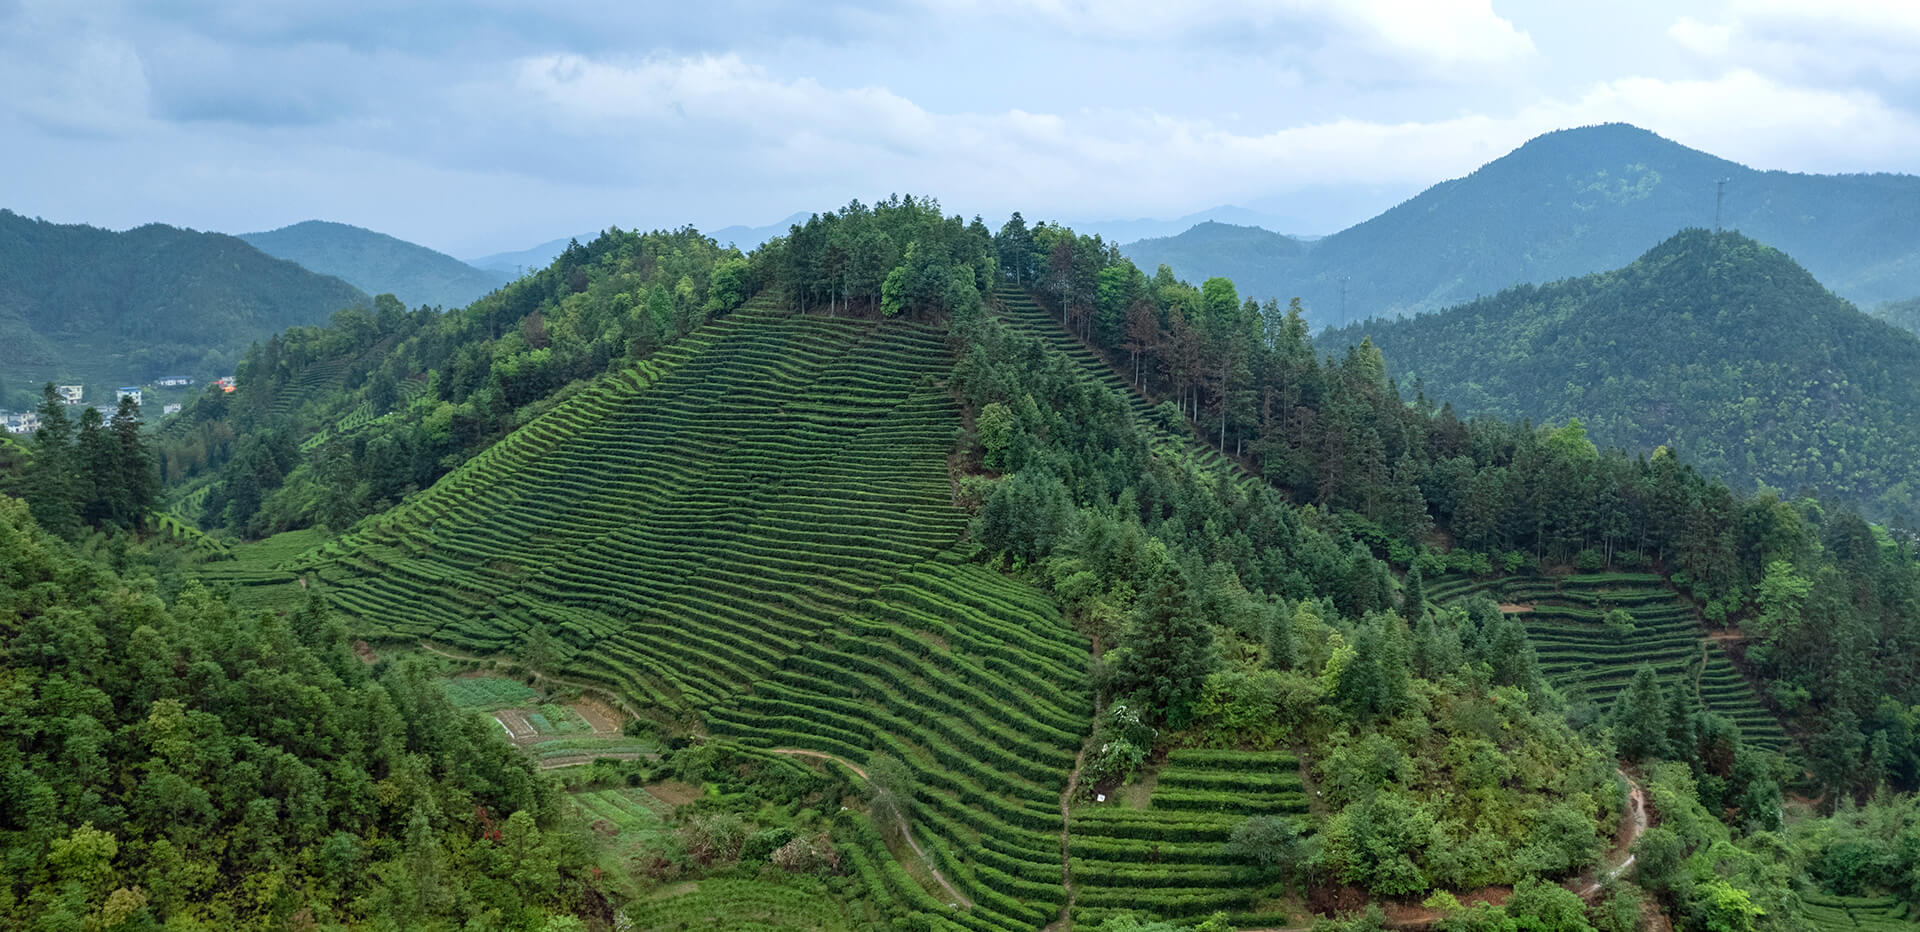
[1428,572,1788,750]
[622,876,856,932]
[708,555,1093,932]
[572,785,671,853]
[1801,893,1920,931]
[433,673,653,764]
[195,527,327,612]
[300,295,968,715]
[1068,748,1301,927]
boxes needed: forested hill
[240,221,509,311]
[0,211,369,387]
[1127,123,1920,326]
[1319,228,1920,524]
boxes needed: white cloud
[1668,1,1920,87]
[487,53,1920,225]
[921,0,1533,67]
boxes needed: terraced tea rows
[710,556,1092,932]
[1802,893,1920,932]
[1068,749,1302,927]
[1429,572,1788,750]
[992,286,1255,492]
[301,296,967,718]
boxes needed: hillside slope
[241,219,508,309]
[0,210,369,387]
[1127,123,1920,324]
[1320,229,1920,522]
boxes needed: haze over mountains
[240,220,508,310]
[1126,123,1920,326]
[1319,229,1920,524]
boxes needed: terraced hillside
[299,296,966,713]
[206,293,1321,928]
[1428,572,1788,751]
[1801,893,1920,932]
[991,285,1256,492]
[710,556,1092,932]
[1069,749,1304,926]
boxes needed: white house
[162,403,182,416]
[117,387,142,406]
[156,375,194,387]
[55,384,83,404]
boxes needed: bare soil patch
[570,697,624,735]
[493,708,537,741]
[1497,603,1534,614]
[352,640,378,664]
[644,780,705,807]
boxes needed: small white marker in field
[1096,794,1106,803]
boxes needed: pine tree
[110,394,155,527]
[1110,561,1218,725]
[1264,603,1296,671]
[1402,565,1426,619]
[76,405,117,527]
[25,384,80,537]
[1613,663,1670,762]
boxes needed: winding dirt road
[1578,769,1648,899]
[766,748,973,909]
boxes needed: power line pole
[1715,178,1729,232]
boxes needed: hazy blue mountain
[241,220,507,310]
[1129,123,1920,327]
[710,211,809,249]
[1066,206,1304,243]
[1877,297,1920,337]
[0,210,368,388]
[1318,229,1920,522]
[467,235,579,279]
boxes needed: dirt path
[538,751,651,770]
[1497,603,1534,614]
[1044,741,1094,931]
[766,748,971,909]
[1575,769,1648,899]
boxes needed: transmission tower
[1715,178,1730,232]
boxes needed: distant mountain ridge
[1318,229,1920,523]
[241,220,506,310]
[1127,123,1920,326]
[0,210,368,389]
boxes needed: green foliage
[0,210,369,387]
[170,225,750,537]
[1323,228,1920,526]
[0,496,596,928]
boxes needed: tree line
[22,386,158,539]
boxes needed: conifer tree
[25,384,80,538]
[1110,561,1218,725]
[109,394,156,527]
[1614,663,1670,762]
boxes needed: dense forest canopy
[1318,230,1920,527]
[0,210,370,392]
[0,498,602,929]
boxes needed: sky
[3,0,1919,258]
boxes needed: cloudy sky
[3,0,1918,257]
